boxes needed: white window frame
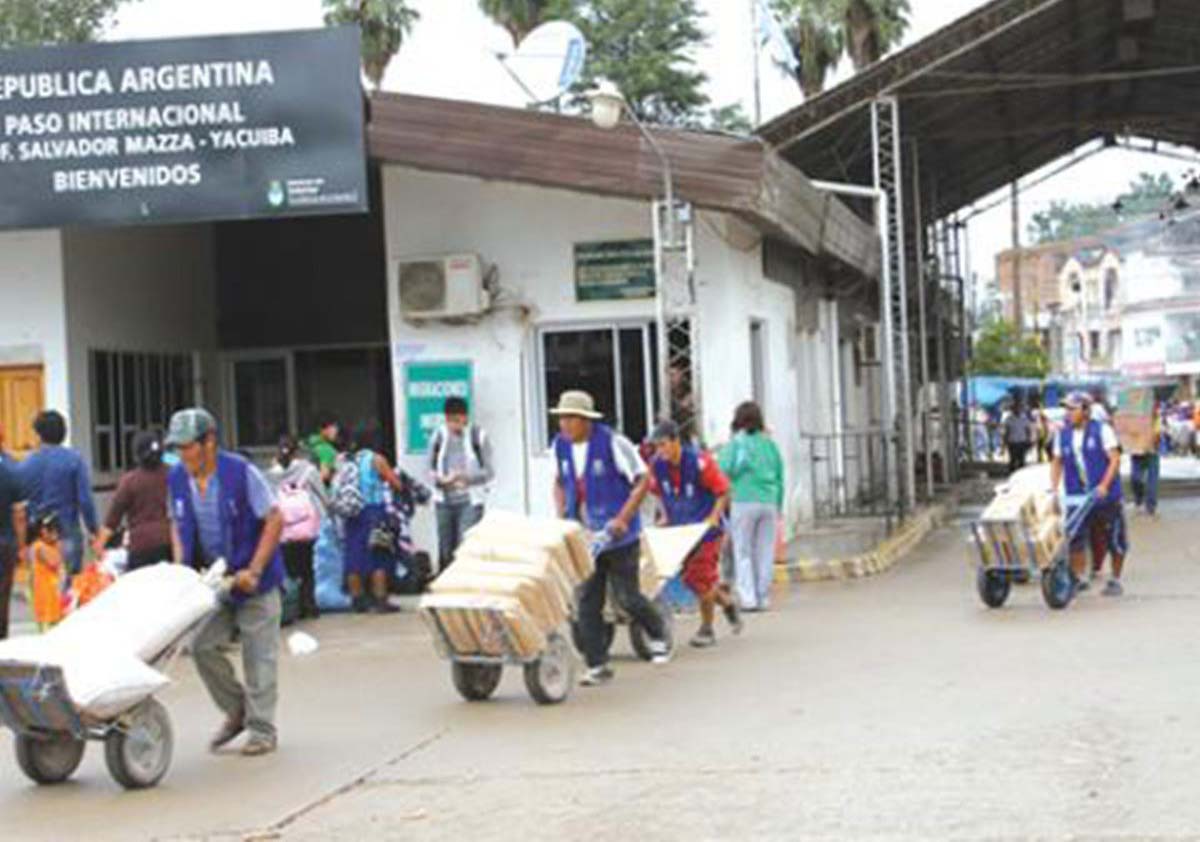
[533,320,659,447]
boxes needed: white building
[0,93,884,549]
[1057,246,1123,374]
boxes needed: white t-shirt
[570,433,646,482]
[1052,422,1119,458]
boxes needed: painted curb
[777,501,954,584]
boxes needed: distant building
[995,238,1099,340]
[1056,247,1123,375]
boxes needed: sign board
[0,27,367,230]
[404,361,472,454]
[1114,385,1156,454]
[574,239,656,301]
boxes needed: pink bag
[279,482,320,543]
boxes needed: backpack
[329,457,364,518]
[432,426,486,471]
[279,481,320,543]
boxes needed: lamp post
[587,81,678,247]
[588,81,684,429]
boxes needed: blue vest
[554,423,641,549]
[652,446,721,543]
[1059,421,1122,500]
[168,452,284,598]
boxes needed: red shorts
[682,539,722,597]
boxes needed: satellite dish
[497,21,588,106]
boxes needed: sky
[106,0,1198,285]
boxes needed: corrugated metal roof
[759,0,1200,221]
[368,93,879,279]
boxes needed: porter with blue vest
[166,408,285,757]
[551,390,669,686]
[1050,392,1128,598]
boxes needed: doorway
[0,365,44,458]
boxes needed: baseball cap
[650,419,681,442]
[165,408,217,448]
[1062,391,1092,409]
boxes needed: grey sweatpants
[731,502,778,610]
[192,589,282,740]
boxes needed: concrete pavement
[4,498,1200,840]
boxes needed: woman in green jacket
[719,401,784,611]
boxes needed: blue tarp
[963,376,1042,410]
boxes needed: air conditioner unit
[857,323,882,366]
[396,253,489,320]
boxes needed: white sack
[52,562,219,661]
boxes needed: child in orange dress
[30,515,65,631]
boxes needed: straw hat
[549,390,603,419]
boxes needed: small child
[30,514,66,631]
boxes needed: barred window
[90,350,193,472]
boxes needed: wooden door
[0,365,45,458]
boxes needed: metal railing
[801,428,900,529]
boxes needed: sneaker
[240,733,277,757]
[1076,578,1090,593]
[580,665,614,687]
[209,715,245,752]
[690,628,716,648]
[723,603,745,636]
[1102,579,1124,598]
[647,639,671,665]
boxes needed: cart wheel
[629,600,674,661]
[451,662,503,702]
[569,621,615,656]
[104,699,173,790]
[976,569,1011,609]
[1041,562,1076,610]
[15,733,86,785]
[524,631,574,705]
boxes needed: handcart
[571,525,700,662]
[970,492,1096,611]
[0,566,228,790]
[421,596,575,706]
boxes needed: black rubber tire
[1041,562,1076,610]
[14,734,86,785]
[104,699,173,790]
[451,662,503,702]
[524,632,574,705]
[629,600,674,661]
[569,621,615,656]
[976,569,1011,609]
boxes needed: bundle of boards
[419,512,594,660]
[976,473,1065,570]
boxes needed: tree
[1027,171,1177,244]
[322,0,420,91]
[771,0,909,97]
[837,0,910,71]
[564,0,709,126]
[0,0,141,48]
[706,103,753,135]
[478,0,573,46]
[970,318,1049,378]
[773,0,843,99]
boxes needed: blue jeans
[1130,453,1160,514]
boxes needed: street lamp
[587,80,677,247]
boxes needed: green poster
[574,239,656,301]
[404,360,472,453]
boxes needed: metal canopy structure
[760,0,1200,218]
[759,0,1200,511]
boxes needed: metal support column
[652,200,700,439]
[871,96,915,514]
[909,141,933,502]
[934,219,952,485]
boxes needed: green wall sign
[574,239,656,301]
[404,360,472,453]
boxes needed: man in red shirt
[648,421,743,647]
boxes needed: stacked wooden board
[974,467,1066,571]
[419,511,594,661]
